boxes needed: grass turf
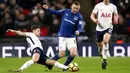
[0,57,129,73]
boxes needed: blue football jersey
[47,8,83,37]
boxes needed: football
[68,62,79,72]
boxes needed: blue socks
[64,55,74,66]
[52,54,75,66]
[52,53,60,61]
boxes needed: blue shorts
[96,28,112,42]
[31,47,49,65]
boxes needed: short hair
[73,1,80,6]
[31,25,40,31]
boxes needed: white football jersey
[25,32,43,51]
[93,2,118,31]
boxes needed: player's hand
[43,5,48,9]
[6,29,14,32]
[75,30,79,35]
[94,19,99,24]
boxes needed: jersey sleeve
[92,4,99,14]
[47,8,66,15]
[113,5,118,14]
[77,14,84,32]
[25,32,33,37]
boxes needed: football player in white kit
[90,0,118,70]
[7,25,68,72]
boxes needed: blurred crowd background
[0,0,130,42]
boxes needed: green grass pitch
[0,57,130,73]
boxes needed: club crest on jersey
[74,16,78,20]
[66,13,68,16]
[101,13,111,18]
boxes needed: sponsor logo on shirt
[64,18,75,24]
[101,13,111,18]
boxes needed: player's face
[71,4,80,14]
[33,28,41,36]
[103,0,110,5]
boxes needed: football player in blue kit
[43,1,83,71]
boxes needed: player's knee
[97,43,103,49]
[103,41,108,45]
[51,60,57,65]
[98,44,102,48]
[59,53,65,57]
[70,52,77,57]
[32,58,39,63]
[59,50,65,57]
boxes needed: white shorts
[58,37,77,50]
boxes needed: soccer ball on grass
[68,62,79,72]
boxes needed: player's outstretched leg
[19,60,34,71]
[63,47,76,71]
[64,55,75,66]
[45,59,68,70]
[63,55,75,72]
[49,54,62,70]
[8,69,22,72]
[8,60,34,72]
[9,52,40,72]
[63,47,77,71]
[44,63,53,70]
[51,50,65,70]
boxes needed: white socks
[18,59,68,71]
[19,60,68,71]
[101,43,109,59]
[54,62,68,69]
[19,60,34,71]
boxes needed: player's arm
[75,15,83,35]
[77,15,83,33]
[78,22,82,32]
[90,4,99,24]
[113,6,118,24]
[43,5,64,15]
[7,29,26,36]
[90,12,99,24]
[75,23,82,35]
[113,14,118,24]
[75,22,82,36]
